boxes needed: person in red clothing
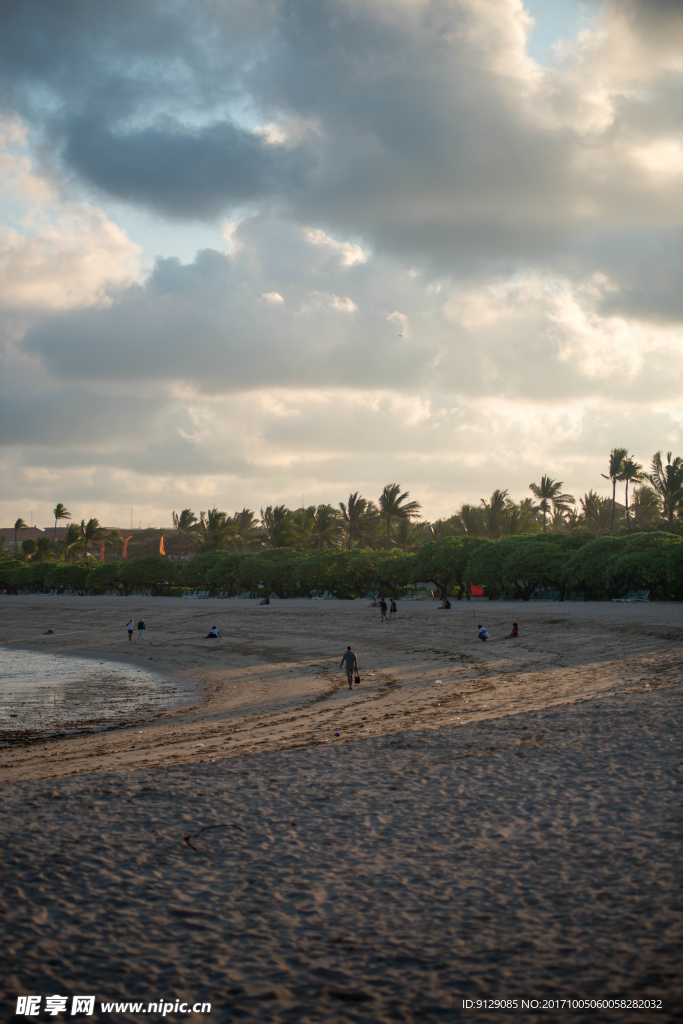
[505,622,519,638]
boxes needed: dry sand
[1,595,682,1022]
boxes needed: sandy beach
[1,596,682,1021]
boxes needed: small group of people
[379,598,397,622]
[126,618,145,640]
[478,623,518,642]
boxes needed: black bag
[354,673,361,685]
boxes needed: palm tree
[34,536,54,562]
[480,489,514,540]
[230,508,262,552]
[629,484,660,531]
[620,458,644,531]
[452,503,485,536]
[502,497,540,536]
[648,451,683,526]
[580,491,615,536]
[260,505,297,548]
[311,504,342,552]
[61,523,82,561]
[338,493,377,550]
[529,476,575,533]
[601,447,629,533]
[194,508,234,552]
[172,509,197,560]
[378,483,421,549]
[52,503,71,542]
[13,517,29,554]
[80,518,105,559]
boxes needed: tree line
[4,449,683,569]
[2,528,682,603]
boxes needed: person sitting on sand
[44,629,54,634]
[437,599,451,610]
[137,618,145,640]
[478,624,489,642]
[340,646,358,690]
[126,619,134,641]
[259,596,270,605]
[504,622,519,638]
[379,598,388,622]
[203,626,220,638]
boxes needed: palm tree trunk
[625,481,630,532]
[611,478,616,532]
[54,518,57,543]
[543,507,547,534]
[385,519,390,550]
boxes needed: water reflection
[0,648,194,741]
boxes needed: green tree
[61,522,83,561]
[229,508,262,552]
[415,536,486,600]
[649,451,683,526]
[374,552,416,597]
[629,484,660,531]
[311,504,342,552]
[120,556,178,595]
[580,491,616,536]
[52,503,71,542]
[529,476,575,534]
[620,458,644,531]
[13,517,29,555]
[172,509,197,560]
[86,561,125,594]
[479,490,515,540]
[338,493,377,550]
[601,447,629,533]
[178,551,224,591]
[33,536,56,562]
[80,518,106,559]
[611,532,679,600]
[194,508,233,552]
[452,503,485,537]
[378,483,421,550]
[565,536,625,600]
[21,539,37,559]
[43,563,91,593]
[260,505,297,548]
[501,541,567,600]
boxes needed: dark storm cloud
[62,117,311,220]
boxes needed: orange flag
[159,534,166,556]
[122,535,132,559]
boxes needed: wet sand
[1,596,681,1021]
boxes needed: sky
[2,0,683,530]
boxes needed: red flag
[122,535,132,559]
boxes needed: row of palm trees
[7,449,683,561]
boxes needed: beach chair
[630,590,650,602]
[612,591,635,602]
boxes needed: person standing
[389,599,397,620]
[126,619,134,641]
[379,598,388,622]
[340,646,358,690]
[137,618,146,640]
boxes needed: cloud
[3,0,683,527]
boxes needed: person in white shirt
[478,624,489,642]
[203,626,220,638]
[126,620,134,641]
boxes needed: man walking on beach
[340,646,358,690]
[379,598,388,622]
[126,619,134,641]
[389,599,397,620]
[137,618,146,640]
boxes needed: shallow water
[0,648,195,741]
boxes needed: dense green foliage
[3,518,683,600]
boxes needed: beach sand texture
[1,596,682,1022]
